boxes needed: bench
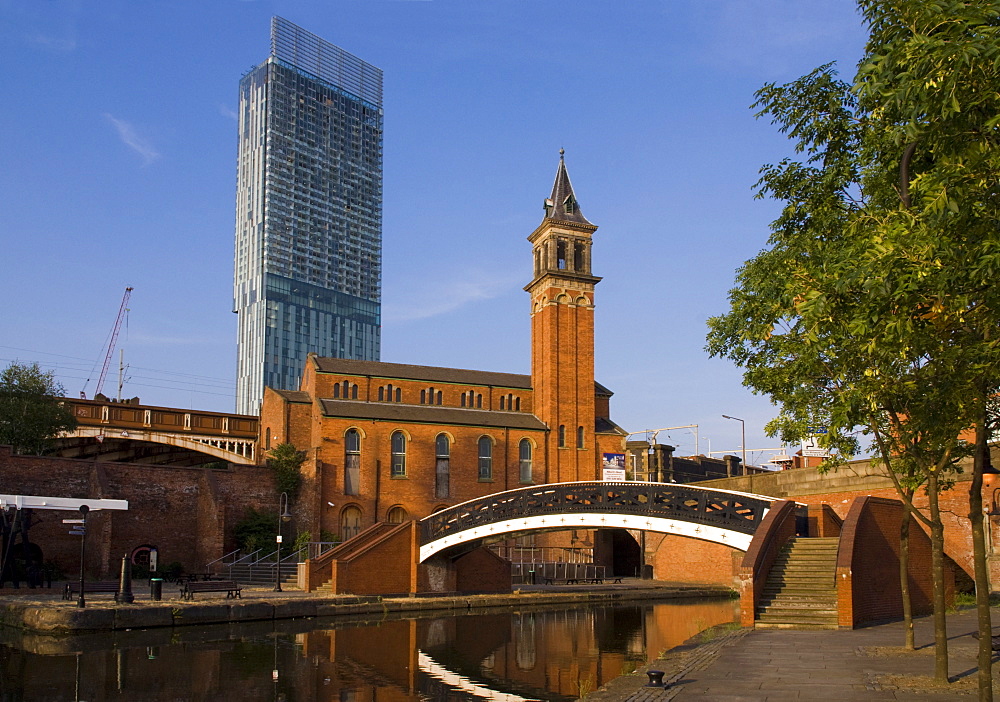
[63,580,119,600]
[543,576,623,585]
[181,580,241,601]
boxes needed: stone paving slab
[586,607,1000,701]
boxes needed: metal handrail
[231,549,262,566]
[307,541,339,560]
[206,548,241,571]
[280,546,306,565]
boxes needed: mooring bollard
[115,554,134,604]
[645,670,665,687]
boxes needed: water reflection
[0,597,737,701]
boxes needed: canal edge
[0,584,736,634]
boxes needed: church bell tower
[526,151,601,483]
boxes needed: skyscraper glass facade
[234,17,382,415]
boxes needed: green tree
[707,1,1000,692]
[267,442,304,500]
[0,362,77,455]
[232,508,275,554]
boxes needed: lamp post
[722,415,746,468]
[77,505,89,608]
[273,492,291,592]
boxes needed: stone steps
[755,536,839,630]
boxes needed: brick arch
[343,425,368,440]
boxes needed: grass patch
[950,591,1000,610]
[697,621,742,643]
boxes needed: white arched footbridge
[418,481,782,562]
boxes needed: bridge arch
[56,426,256,465]
[418,481,779,562]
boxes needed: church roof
[319,399,548,430]
[270,389,312,403]
[311,357,531,389]
[543,149,592,226]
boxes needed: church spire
[543,149,592,225]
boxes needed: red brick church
[260,152,628,543]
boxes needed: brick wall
[646,531,745,587]
[698,454,998,589]
[837,496,940,627]
[1,446,274,578]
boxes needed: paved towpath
[586,606,1000,701]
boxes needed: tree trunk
[900,497,915,651]
[972,414,993,701]
[927,470,950,684]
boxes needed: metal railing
[306,541,339,560]
[490,545,594,564]
[512,562,607,584]
[205,548,241,574]
[421,481,775,546]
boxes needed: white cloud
[382,271,517,323]
[104,113,160,165]
[218,104,239,121]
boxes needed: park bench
[62,580,119,600]
[181,580,242,601]
[543,576,623,585]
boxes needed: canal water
[0,596,737,701]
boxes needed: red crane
[94,286,133,398]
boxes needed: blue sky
[0,0,867,464]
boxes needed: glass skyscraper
[234,17,382,415]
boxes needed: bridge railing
[420,481,775,547]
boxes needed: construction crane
[91,287,133,398]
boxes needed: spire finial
[559,147,565,158]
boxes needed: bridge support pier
[421,548,511,595]
[305,522,513,596]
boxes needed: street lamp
[722,415,747,468]
[77,505,89,608]
[273,492,292,592]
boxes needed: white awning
[0,494,128,511]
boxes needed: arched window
[500,396,505,410]
[435,433,450,499]
[476,393,482,409]
[344,429,361,496]
[478,436,493,481]
[340,506,362,541]
[351,384,358,399]
[436,390,442,405]
[519,439,532,484]
[265,427,271,451]
[577,426,585,449]
[394,387,401,402]
[378,386,385,402]
[558,425,566,447]
[420,389,426,404]
[333,383,340,398]
[461,393,466,408]
[515,397,521,411]
[391,431,406,477]
[387,506,408,524]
